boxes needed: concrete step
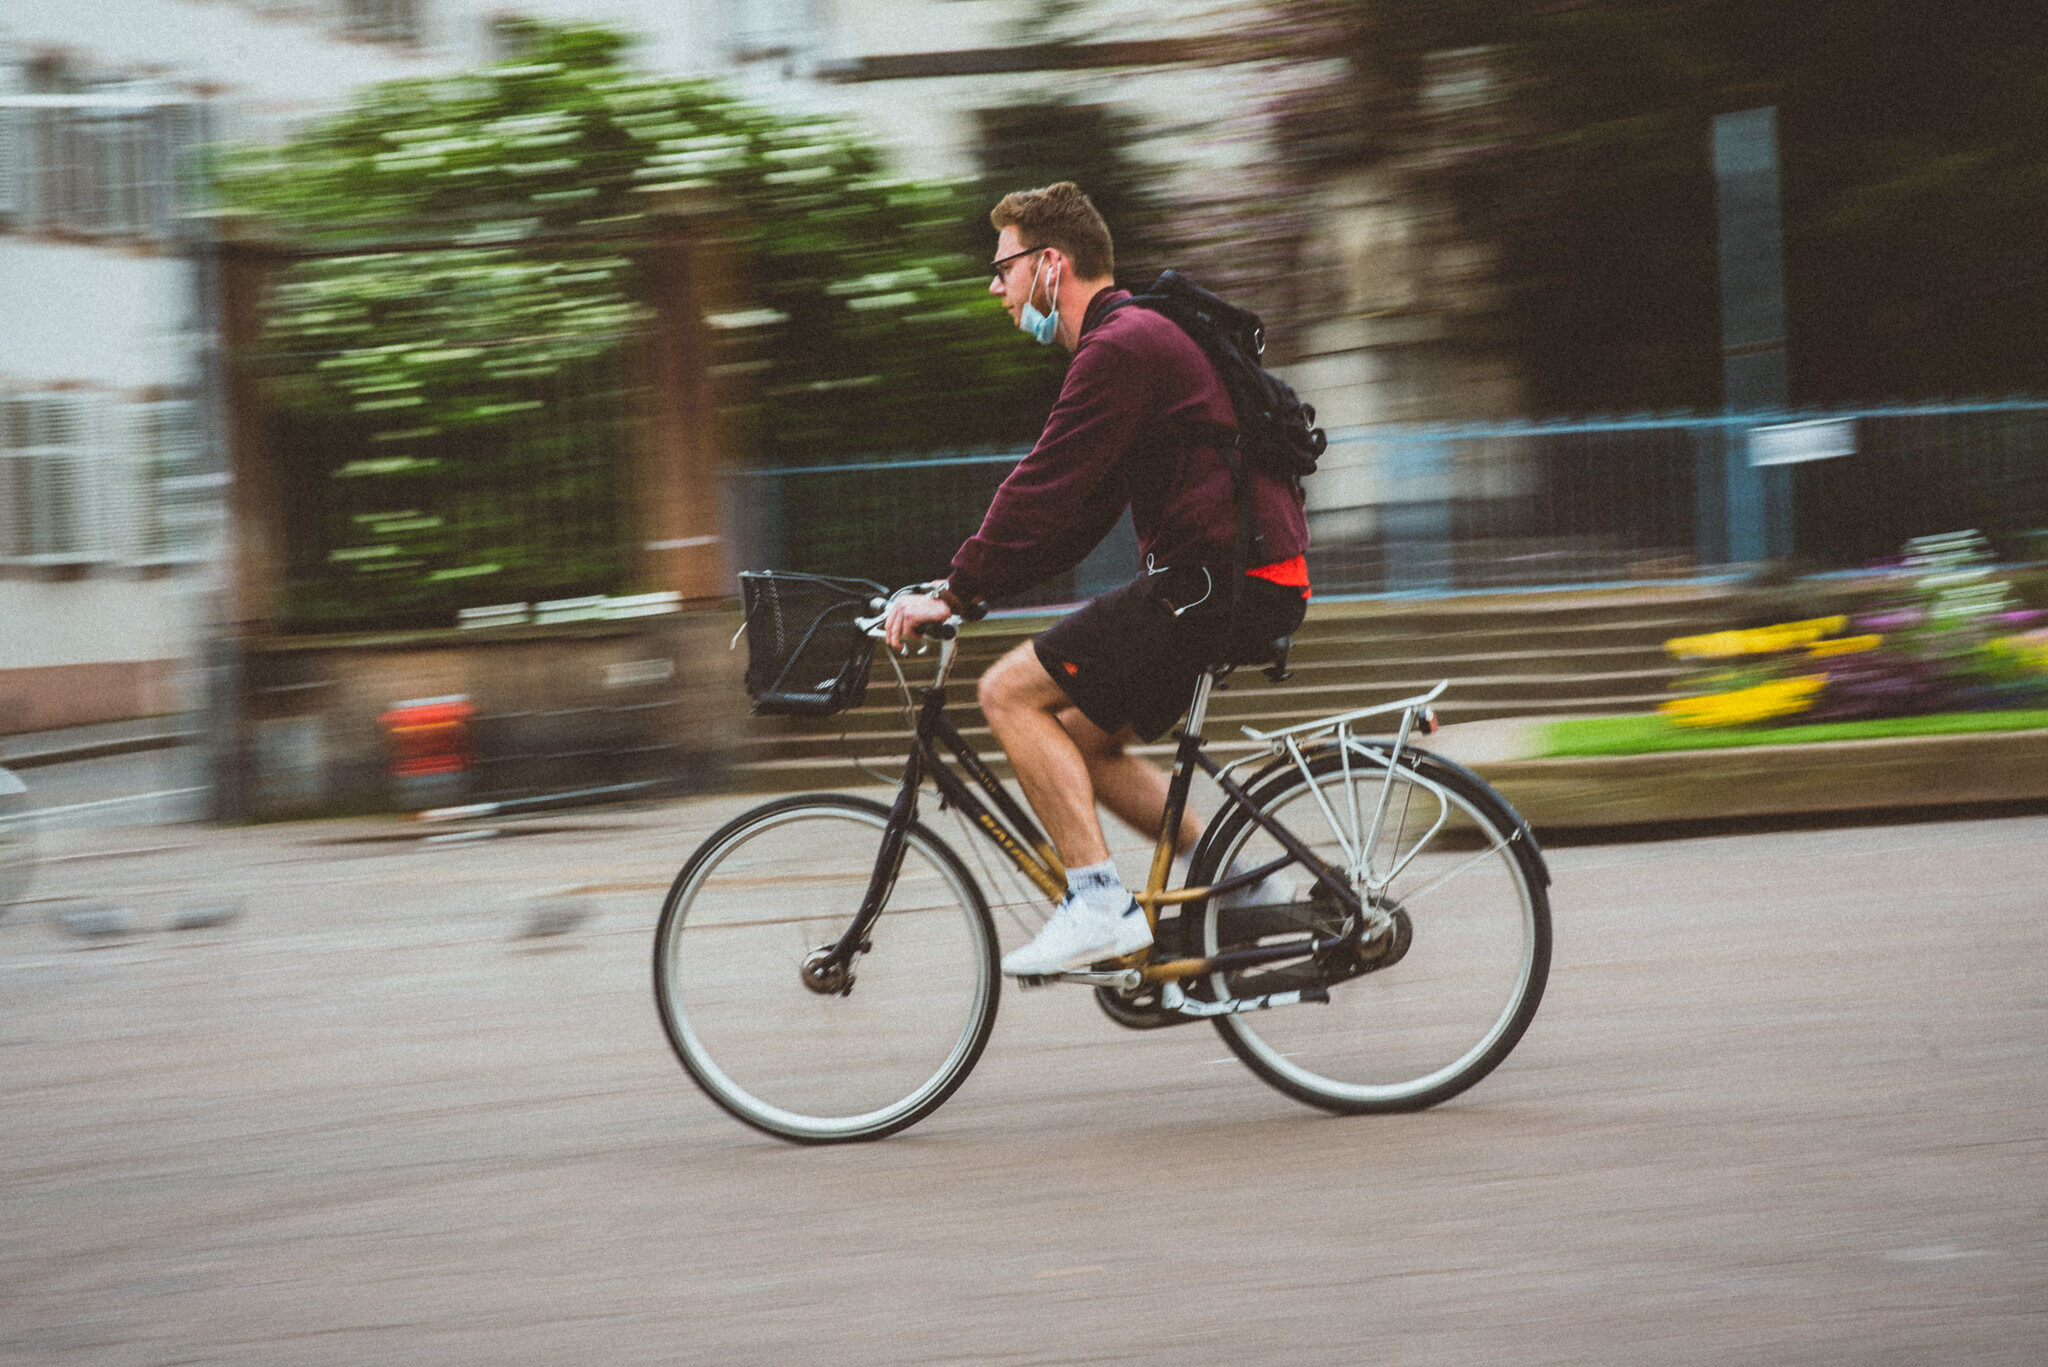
[810,636,1691,706]
[937,631,1687,672]
[1260,644,1678,681]
[747,669,1677,743]
[1286,618,1714,656]
[730,588,1734,793]
[939,615,1723,669]
[963,590,1738,640]
[733,693,1668,780]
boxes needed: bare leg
[1056,705,1201,857]
[978,643,1113,868]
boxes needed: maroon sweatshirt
[946,288,1310,605]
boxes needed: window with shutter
[0,95,200,240]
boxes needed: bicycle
[652,571,1552,1143]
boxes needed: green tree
[1235,0,2048,411]
[221,20,1056,458]
[973,99,1173,285]
[969,0,1176,285]
[215,22,1055,626]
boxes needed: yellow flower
[1660,675,1826,728]
[1665,616,1847,661]
[1808,634,1882,658]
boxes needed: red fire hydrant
[378,695,475,808]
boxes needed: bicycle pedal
[1013,973,1052,989]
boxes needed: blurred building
[1,1,1487,736]
[0,7,443,734]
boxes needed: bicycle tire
[1189,746,1550,1114]
[652,793,1000,1143]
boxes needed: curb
[1471,728,2048,830]
[1,732,195,770]
[12,722,2045,838]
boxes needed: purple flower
[1854,609,1924,633]
[1803,647,1960,722]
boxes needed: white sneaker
[1002,894,1153,976]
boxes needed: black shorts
[1032,568,1308,742]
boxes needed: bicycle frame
[812,632,1453,998]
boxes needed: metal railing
[730,400,2048,606]
[273,342,641,633]
[1309,418,1706,595]
[724,445,1148,611]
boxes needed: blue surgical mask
[1017,254,1060,345]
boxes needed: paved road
[2,795,2043,1365]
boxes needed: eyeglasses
[990,246,1043,287]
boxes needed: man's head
[987,181,1116,350]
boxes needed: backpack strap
[1107,293,1270,610]
[1214,437,1268,617]
[1095,294,1144,326]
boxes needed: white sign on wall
[1748,418,1856,467]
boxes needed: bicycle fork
[803,741,927,997]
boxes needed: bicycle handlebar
[856,583,960,644]
[856,617,956,641]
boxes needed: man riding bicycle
[884,181,1310,977]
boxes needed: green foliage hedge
[1540,709,2048,758]
[214,22,1064,629]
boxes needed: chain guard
[1092,890,1411,1024]
[1214,887,1412,999]
[1092,984,1197,1030]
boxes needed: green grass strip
[1539,709,2048,758]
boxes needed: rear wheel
[1190,748,1549,1113]
[652,794,1000,1143]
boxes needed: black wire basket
[738,571,888,717]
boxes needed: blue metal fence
[729,401,2048,607]
[724,446,1138,610]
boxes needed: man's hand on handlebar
[883,591,956,652]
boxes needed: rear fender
[1190,741,1549,889]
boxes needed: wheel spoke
[1195,751,1549,1113]
[653,796,999,1143]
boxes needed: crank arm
[1013,968,1144,990]
[1158,980,1331,1018]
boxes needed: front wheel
[1190,746,1550,1114]
[652,794,1000,1143]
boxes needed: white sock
[1064,858,1130,919]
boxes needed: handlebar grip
[914,621,958,641]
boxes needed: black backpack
[1104,270,1328,486]
[1102,270,1326,580]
